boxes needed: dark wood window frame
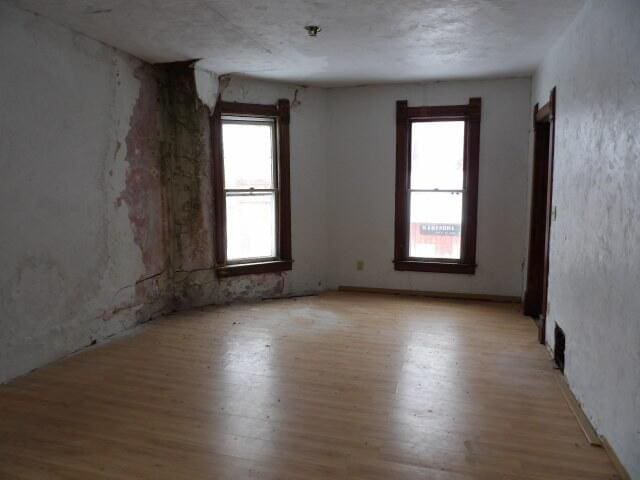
[393,98,481,274]
[211,99,292,277]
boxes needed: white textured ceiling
[10,0,585,86]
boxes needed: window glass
[394,99,481,272]
[409,120,466,261]
[222,118,277,262]
[409,191,462,260]
[222,121,274,189]
[410,121,464,190]
[226,193,276,261]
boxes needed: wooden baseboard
[601,436,631,480]
[554,371,602,446]
[337,286,521,303]
[552,362,630,479]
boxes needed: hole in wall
[554,323,566,373]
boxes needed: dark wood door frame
[524,87,556,344]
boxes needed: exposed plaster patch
[193,63,218,111]
[162,63,214,274]
[163,66,314,311]
[172,268,287,310]
[118,64,167,276]
[221,75,307,107]
[218,74,232,98]
[1,6,327,382]
[0,3,179,382]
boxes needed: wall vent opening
[554,323,566,372]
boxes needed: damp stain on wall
[116,63,172,319]
[161,62,213,274]
[0,7,304,384]
[152,63,290,311]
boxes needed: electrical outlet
[356,260,364,271]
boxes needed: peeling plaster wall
[160,62,215,309]
[165,71,330,308]
[0,4,170,383]
[0,5,331,381]
[532,0,640,476]
[326,79,532,297]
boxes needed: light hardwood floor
[0,292,619,479]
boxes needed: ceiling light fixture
[304,25,321,37]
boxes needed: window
[394,98,481,274]
[211,100,292,277]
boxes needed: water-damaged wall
[533,0,640,476]
[0,3,171,382]
[0,3,331,383]
[165,71,330,308]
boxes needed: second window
[394,98,481,274]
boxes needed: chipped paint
[159,66,327,310]
[1,6,325,384]
[119,64,166,276]
[173,269,287,309]
[161,62,214,275]
[0,4,171,382]
[161,63,290,310]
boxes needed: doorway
[524,87,556,344]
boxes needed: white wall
[532,0,640,476]
[0,4,168,382]
[326,79,532,297]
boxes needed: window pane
[226,193,276,261]
[222,121,274,189]
[410,121,465,190]
[409,191,462,260]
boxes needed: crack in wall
[119,62,290,316]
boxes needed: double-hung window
[394,98,481,274]
[211,100,292,277]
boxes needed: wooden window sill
[393,260,476,274]
[216,260,292,278]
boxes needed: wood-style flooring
[0,292,619,479]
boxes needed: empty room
[1,0,638,478]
